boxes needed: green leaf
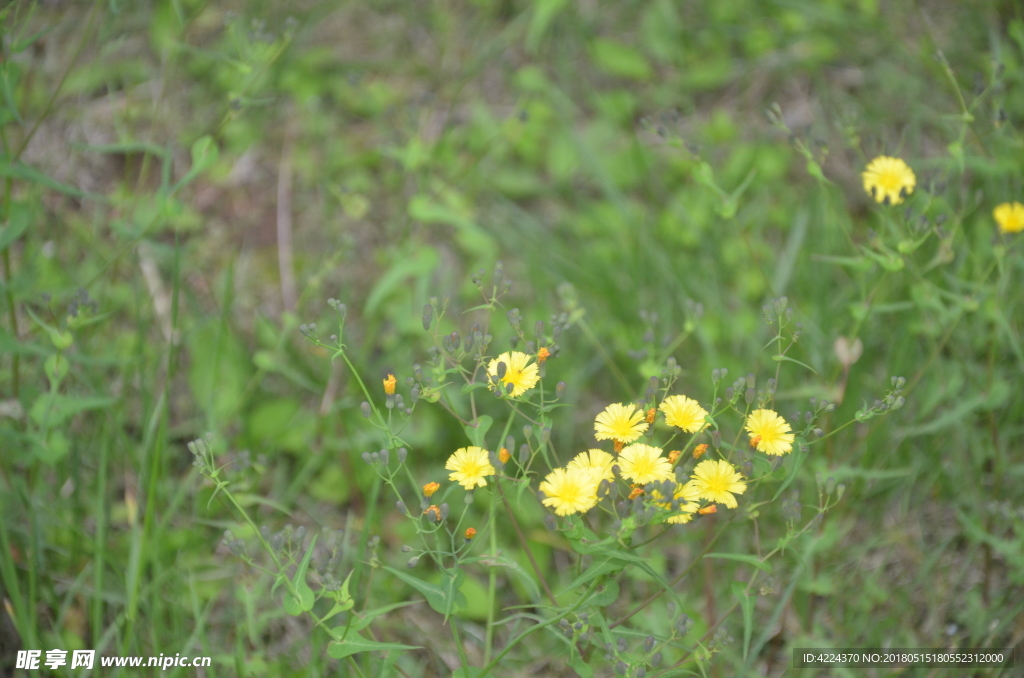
[590,38,653,80]
[383,566,465,618]
[348,601,421,633]
[464,415,493,448]
[0,201,30,251]
[0,160,102,200]
[703,553,772,573]
[772,441,807,501]
[326,633,420,659]
[770,354,819,375]
[284,535,318,614]
[29,395,118,428]
[365,246,440,316]
[731,580,754,660]
[567,657,595,678]
[170,136,219,193]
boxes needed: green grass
[1,0,1023,676]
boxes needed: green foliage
[1,0,1022,677]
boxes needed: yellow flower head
[567,448,616,483]
[539,467,600,516]
[994,202,1024,234]
[594,403,648,444]
[862,155,915,205]
[487,351,540,398]
[617,443,674,485]
[499,447,511,464]
[649,482,701,524]
[464,527,477,540]
[659,395,709,433]
[744,409,795,456]
[422,481,440,498]
[383,374,397,395]
[445,446,496,490]
[685,459,747,509]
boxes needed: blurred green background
[1,0,1022,675]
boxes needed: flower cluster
[537,396,795,521]
[862,155,1022,236]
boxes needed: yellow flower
[383,374,397,395]
[422,481,440,498]
[498,447,511,464]
[650,482,701,524]
[685,459,747,509]
[567,448,616,483]
[594,403,648,444]
[487,351,540,397]
[539,467,600,516]
[617,443,674,484]
[744,409,795,456]
[994,202,1024,234]
[445,446,496,490]
[862,156,915,205]
[464,527,477,540]
[659,395,709,433]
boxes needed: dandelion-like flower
[744,409,795,456]
[464,527,477,540]
[594,403,648,444]
[383,374,397,395]
[862,156,916,205]
[539,467,600,516]
[445,446,496,490]
[422,481,440,498]
[685,459,747,509]
[567,448,616,483]
[994,202,1024,234]
[617,444,674,484]
[650,482,702,524]
[487,351,540,397]
[659,395,709,433]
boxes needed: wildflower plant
[192,261,908,677]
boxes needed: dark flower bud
[745,388,755,404]
[556,381,567,399]
[407,556,419,568]
[440,503,450,520]
[643,635,655,652]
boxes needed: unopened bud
[360,402,372,418]
[407,556,419,568]
[556,381,567,399]
[397,448,407,463]
[745,388,755,404]
[396,500,407,514]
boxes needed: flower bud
[396,500,407,515]
[397,448,407,463]
[360,401,372,418]
[643,635,655,652]
[519,444,530,464]
[379,449,389,465]
[556,381,567,399]
[440,503,450,520]
[407,556,420,568]
[361,452,372,464]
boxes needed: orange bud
[668,450,682,464]
[698,505,718,515]
[536,346,551,363]
[749,436,761,448]
[613,440,625,453]
[499,447,511,464]
[645,408,656,424]
[383,374,397,395]
[628,486,645,500]
[693,444,709,460]
[464,527,477,540]
[422,482,440,498]
[423,505,441,521]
